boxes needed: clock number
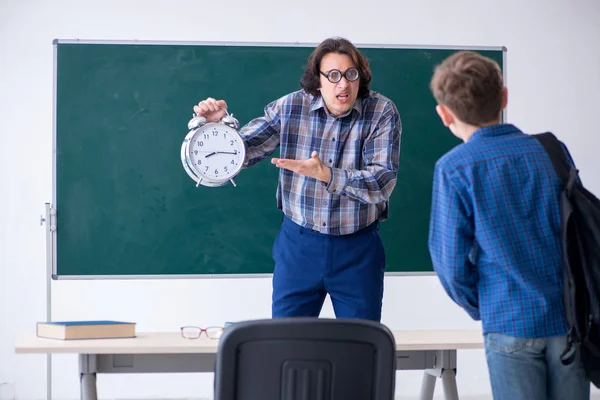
[205,166,209,171]
[224,166,228,172]
[198,141,204,147]
[230,140,234,146]
[212,130,218,137]
[214,169,219,175]
[197,160,202,166]
[203,134,209,140]
[231,160,235,164]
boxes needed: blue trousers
[484,332,590,400]
[271,216,385,321]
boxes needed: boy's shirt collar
[468,123,522,142]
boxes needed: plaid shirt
[240,90,401,235]
[429,124,574,338]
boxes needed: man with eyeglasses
[194,37,402,322]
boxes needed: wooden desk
[15,329,484,400]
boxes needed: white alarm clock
[181,110,246,187]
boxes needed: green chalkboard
[52,40,505,278]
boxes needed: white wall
[1,0,599,399]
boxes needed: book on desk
[36,320,136,340]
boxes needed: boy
[428,50,589,399]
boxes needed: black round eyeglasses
[320,68,360,83]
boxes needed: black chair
[214,318,396,400]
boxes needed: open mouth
[336,93,350,102]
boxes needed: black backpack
[535,132,600,387]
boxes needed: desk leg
[419,371,436,400]
[80,374,98,400]
[420,350,459,400]
[441,369,459,400]
[79,355,98,400]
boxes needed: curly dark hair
[300,37,372,98]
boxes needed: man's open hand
[271,151,331,183]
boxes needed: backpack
[534,132,600,387]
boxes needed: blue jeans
[484,332,590,400]
[271,216,385,321]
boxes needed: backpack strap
[534,132,580,366]
[534,132,580,197]
[533,132,571,184]
[560,333,579,365]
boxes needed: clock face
[187,123,245,182]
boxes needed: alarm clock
[181,110,246,187]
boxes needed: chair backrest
[214,317,396,400]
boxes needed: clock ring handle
[220,108,240,130]
[188,106,239,130]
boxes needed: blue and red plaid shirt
[240,90,402,236]
[429,124,575,338]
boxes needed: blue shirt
[239,90,402,236]
[429,123,573,338]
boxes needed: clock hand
[205,151,237,157]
